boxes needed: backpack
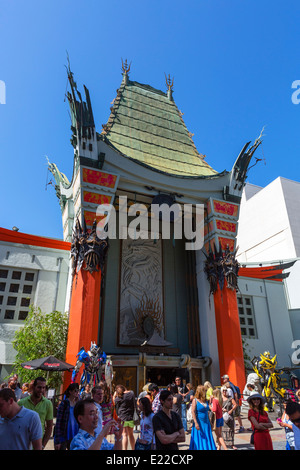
[229,382,241,400]
[234,385,241,400]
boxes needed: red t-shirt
[211,398,223,419]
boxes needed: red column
[63,268,102,388]
[213,281,246,392]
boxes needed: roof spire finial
[121,58,131,85]
[165,73,174,100]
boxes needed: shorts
[234,405,241,417]
[216,417,224,428]
[123,420,135,428]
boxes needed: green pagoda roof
[100,75,220,178]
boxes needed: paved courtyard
[45,409,287,451]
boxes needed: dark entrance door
[146,367,189,387]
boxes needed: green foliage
[12,305,69,389]
[242,337,253,373]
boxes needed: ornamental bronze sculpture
[71,217,109,278]
[203,244,240,298]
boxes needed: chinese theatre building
[48,61,263,393]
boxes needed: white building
[236,178,300,370]
[0,227,70,381]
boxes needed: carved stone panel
[119,238,167,346]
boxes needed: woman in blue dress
[189,385,216,450]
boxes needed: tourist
[221,385,237,449]
[81,383,92,399]
[243,382,256,398]
[148,383,162,414]
[184,382,195,404]
[152,389,185,450]
[113,384,136,450]
[175,376,187,431]
[138,383,152,403]
[20,382,30,399]
[278,400,295,450]
[7,376,22,401]
[184,383,195,431]
[98,381,113,427]
[54,383,80,450]
[204,381,214,401]
[0,388,42,450]
[92,384,105,434]
[135,396,155,450]
[242,382,256,413]
[28,380,35,394]
[155,374,163,386]
[210,388,228,450]
[221,374,244,432]
[18,376,53,450]
[189,385,216,450]
[286,401,300,450]
[70,398,123,450]
[168,383,183,418]
[247,393,273,450]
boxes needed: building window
[12,271,22,280]
[237,295,257,338]
[0,267,37,323]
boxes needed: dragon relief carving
[71,218,109,278]
[203,244,240,297]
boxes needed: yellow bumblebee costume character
[251,352,286,412]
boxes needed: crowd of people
[1,372,300,450]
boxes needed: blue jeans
[181,402,187,431]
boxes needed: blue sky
[1,0,300,239]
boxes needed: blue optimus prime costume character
[71,342,107,395]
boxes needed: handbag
[223,411,233,423]
[134,439,152,451]
[250,412,260,445]
[133,405,140,426]
[187,405,193,422]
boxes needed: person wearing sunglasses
[247,393,273,450]
[286,401,300,450]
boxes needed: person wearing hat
[221,375,244,432]
[247,393,273,450]
[137,383,152,405]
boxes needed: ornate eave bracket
[224,128,265,203]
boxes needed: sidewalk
[45,410,287,451]
[178,410,287,451]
